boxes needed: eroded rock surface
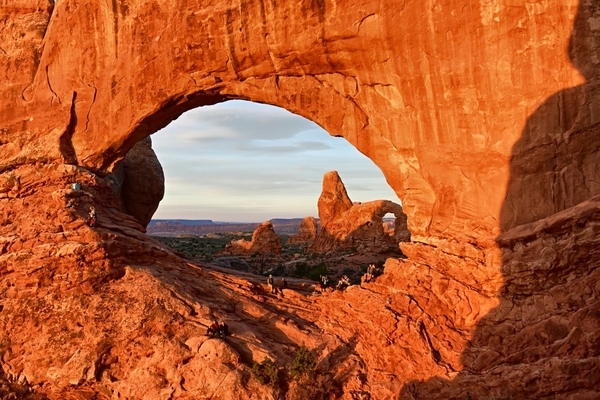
[225,221,282,255]
[1,0,600,399]
[4,0,597,250]
[313,171,410,252]
[318,172,354,227]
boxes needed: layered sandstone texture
[225,221,282,255]
[4,0,598,250]
[313,171,409,252]
[2,0,600,399]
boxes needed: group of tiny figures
[362,263,381,283]
[315,264,382,293]
[206,320,229,339]
[317,274,351,292]
[267,275,287,294]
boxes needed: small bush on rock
[251,357,280,388]
[290,345,315,380]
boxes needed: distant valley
[147,218,308,236]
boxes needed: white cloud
[151,100,398,222]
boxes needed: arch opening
[125,99,408,277]
[149,100,399,224]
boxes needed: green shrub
[278,234,289,245]
[290,345,315,380]
[293,263,328,282]
[251,357,280,388]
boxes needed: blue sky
[151,100,398,222]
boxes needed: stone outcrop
[107,137,165,227]
[225,221,282,255]
[312,171,410,252]
[287,216,319,244]
[120,137,165,227]
[5,0,597,252]
[317,172,354,226]
[1,0,600,399]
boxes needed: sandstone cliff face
[4,0,596,250]
[313,171,410,252]
[225,221,282,255]
[1,0,600,399]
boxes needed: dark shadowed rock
[212,257,250,272]
[121,137,165,227]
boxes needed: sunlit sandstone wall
[1,0,595,252]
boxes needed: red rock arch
[3,1,600,398]
[6,0,583,250]
[4,0,589,254]
[3,1,588,253]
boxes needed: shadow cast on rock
[400,1,600,398]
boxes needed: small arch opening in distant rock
[382,212,396,237]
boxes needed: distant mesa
[224,221,282,255]
[149,219,217,227]
[311,171,410,253]
[147,218,305,236]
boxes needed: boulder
[107,137,165,227]
[287,216,319,244]
[120,137,165,227]
[225,221,282,255]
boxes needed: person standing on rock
[267,274,275,294]
[320,275,329,289]
[336,275,351,291]
[206,320,219,337]
[281,277,288,290]
[364,264,375,283]
[217,321,229,339]
[88,206,97,227]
